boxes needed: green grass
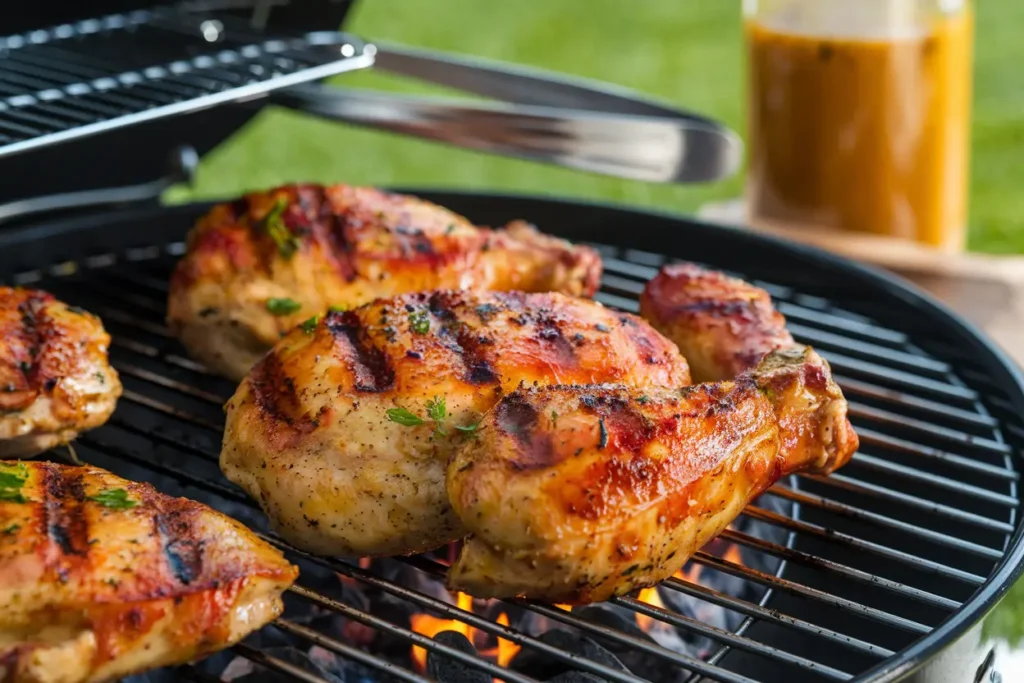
[177,0,1024,638]
[179,0,1024,253]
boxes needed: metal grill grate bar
[849,404,1010,456]
[613,597,852,681]
[768,487,1004,561]
[288,585,542,683]
[278,540,647,683]
[717,528,961,611]
[741,505,986,585]
[691,553,930,634]
[849,453,1017,506]
[232,642,336,683]
[663,577,895,657]
[273,619,431,683]
[800,474,1015,533]
[853,427,1016,481]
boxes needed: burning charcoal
[548,673,606,683]
[574,605,685,683]
[426,630,491,683]
[509,629,626,679]
[227,646,344,683]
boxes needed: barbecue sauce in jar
[744,0,973,251]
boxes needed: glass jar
[743,0,973,251]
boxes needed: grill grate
[0,6,373,158]
[2,197,1021,683]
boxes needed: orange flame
[723,544,743,567]
[409,592,522,674]
[634,585,667,632]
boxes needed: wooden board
[699,200,1024,366]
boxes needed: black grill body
[0,191,1020,683]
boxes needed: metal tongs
[272,42,743,184]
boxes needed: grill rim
[0,189,1021,681]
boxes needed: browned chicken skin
[220,290,689,557]
[0,289,122,458]
[639,263,795,382]
[446,264,857,602]
[168,185,602,380]
[0,461,297,683]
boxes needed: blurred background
[178,0,1024,254]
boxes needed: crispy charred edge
[640,262,795,373]
[27,461,295,598]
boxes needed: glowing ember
[409,592,521,673]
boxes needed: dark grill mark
[157,511,203,586]
[313,186,358,282]
[327,312,395,392]
[535,315,578,368]
[430,292,499,385]
[44,467,88,559]
[496,393,557,470]
[249,352,305,427]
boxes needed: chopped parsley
[2,523,20,535]
[328,304,347,314]
[299,316,319,334]
[266,297,302,316]
[262,198,300,258]
[88,488,137,510]
[445,224,456,235]
[409,311,430,334]
[636,394,650,405]
[0,463,29,503]
[550,410,558,425]
[386,407,425,427]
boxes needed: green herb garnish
[409,311,430,334]
[2,523,20,535]
[262,198,300,258]
[87,488,137,510]
[266,297,301,316]
[636,395,650,405]
[388,397,479,439]
[550,410,558,425]
[299,316,319,334]
[426,396,447,437]
[386,407,426,427]
[328,304,347,314]
[0,463,29,503]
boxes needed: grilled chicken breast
[221,290,689,558]
[639,263,795,382]
[0,289,121,458]
[0,461,297,683]
[168,185,602,380]
[446,263,857,602]
[446,346,858,603]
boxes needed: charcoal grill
[1,3,1022,683]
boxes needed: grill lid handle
[0,146,197,227]
[271,42,742,184]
